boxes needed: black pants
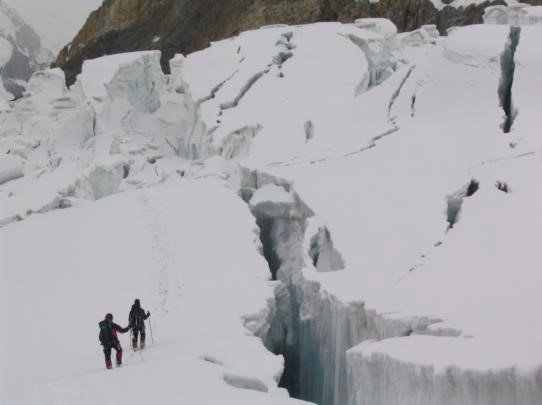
[133,327,146,341]
[104,341,123,364]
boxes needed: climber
[98,313,131,369]
[128,299,150,350]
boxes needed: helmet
[105,313,113,321]
[134,299,140,307]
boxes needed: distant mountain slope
[4,0,103,54]
[0,0,52,98]
[54,0,532,85]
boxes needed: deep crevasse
[241,168,456,405]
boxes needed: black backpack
[98,320,112,345]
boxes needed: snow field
[1,178,310,404]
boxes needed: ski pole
[148,318,154,345]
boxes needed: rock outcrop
[55,0,526,85]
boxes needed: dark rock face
[437,0,507,34]
[56,0,337,84]
[54,0,528,85]
[369,0,439,32]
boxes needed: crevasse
[241,168,449,405]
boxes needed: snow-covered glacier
[1,12,542,405]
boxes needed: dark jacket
[128,306,149,330]
[99,320,130,346]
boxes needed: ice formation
[2,14,542,405]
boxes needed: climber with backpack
[128,299,150,350]
[98,313,131,369]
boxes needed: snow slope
[0,47,310,405]
[4,0,103,54]
[1,14,542,405]
[2,178,310,405]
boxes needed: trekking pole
[130,329,135,352]
[148,318,154,345]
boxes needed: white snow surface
[2,179,306,405]
[0,153,23,184]
[4,0,103,53]
[1,17,542,405]
[250,184,296,207]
